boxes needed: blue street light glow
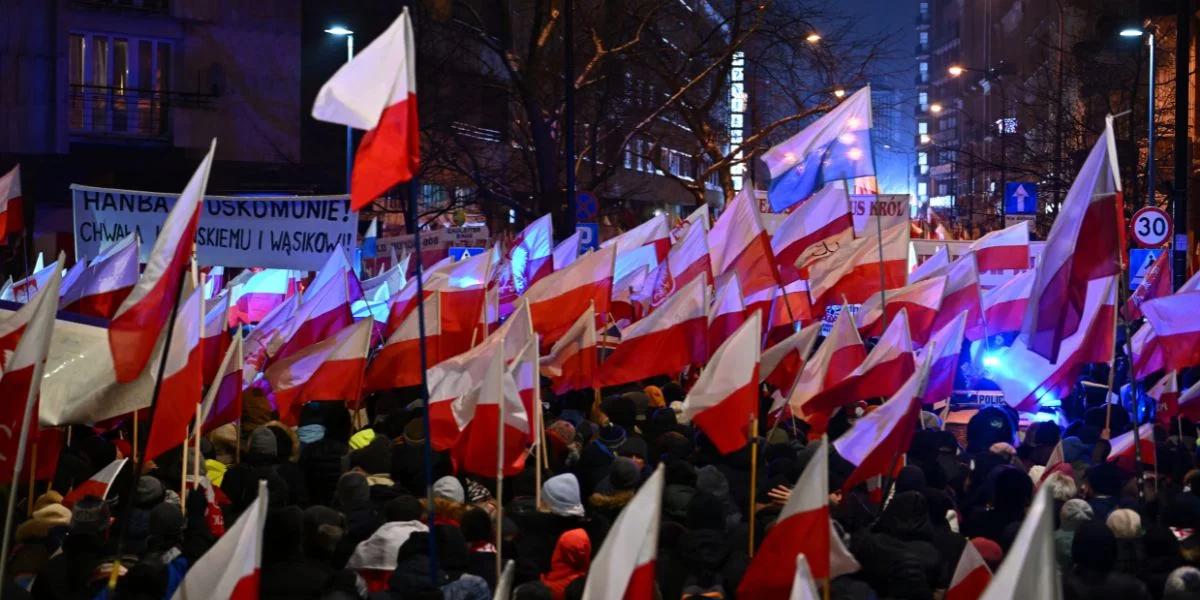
[325,26,354,36]
[1119,28,1145,37]
[982,354,1001,368]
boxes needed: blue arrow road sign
[1005,182,1037,215]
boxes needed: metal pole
[1173,0,1191,289]
[408,178,439,584]
[998,81,1006,227]
[563,0,576,236]
[1147,33,1156,209]
[345,35,355,194]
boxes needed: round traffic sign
[1131,206,1172,247]
[575,192,598,221]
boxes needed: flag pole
[408,177,439,585]
[180,428,190,514]
[747,415,759,558]
[496,364,506,582]
[27,440,38,517]
[192,403,202,488]
[132,410,140,463]
[873,194,888,314]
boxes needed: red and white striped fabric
[808,221,908,311]
[709,187,779,296]
[787,307,866,433]
[765,280,814,345]
[761,322,822,395]
[384,274,435,338]
[62,458,128,508]
[270,273,353,362]
[919,311,969,407]
[1140,291,1200,374]
[667,216,712,289]
[243,295,299,374]
[1107,423,1155,468]
[8,260,58,303]
[933,253,985,341]
[909,244,950,284]
[0,165,22,239]
[633,260,675,314]
[507,214,555,291]
[969,220,1030,273]
[553,231,582,271]
[946,540,992,600]
[365,294,441,392]
[787,556,821,600]
[171,481,268,600]
[1124,249,1171,320]
[1022,119,1124,362]
[541,303,598,395]
[610,265,649,327]
[683,313,761,454]
[771,183,853,278]
[429,280,488,359]
[230,269,293,325]
[855,276,945,345]
[598,277,708,388]
[60,233,138,319]
[982,269,1034,338]
[526,244,615,347]
[808,309,914,415]
[708,274,748,357]
[1151,372,1181,427]
[312,8,419,209]
[978,486,1058,600]
[202,293,231,384]
[1131,270,1200,378]
[1176,376,1200,421]
[604,213,671,262]
[306,245,364,304]
[832,354,930,492]
[144,284,205,461]
[992,277,1117,412]
[264,318,373,425]
[449,342,530,478]
[738,439,860,597]
[201,334,244,434]
[582,464,664,600]
[109,141,213,382]
[510,333,540,440]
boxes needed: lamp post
[948,62,1015,226]
[1121,26,1156,210]
[325,25,355,193]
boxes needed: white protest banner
[374,226,491,258]
[71,185,358,271]
[850,194,911,236]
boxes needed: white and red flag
[62,458,128,508]
[553,231,582,271]
[855,276,945,345]
[604,213,671,262]
[981,269,1034,339]
[1022,118,1124,362]
[541,303,598,395]
[526,244,615,348]
[667,215,712,289]
[832,352,930,492]
[508,214,555,292]
[270,273,354,362]
[201,293,231,384]
[1151,372,1181,427]
[761,322,822,395]
[945,541,993,600]
[60,233,138,319]
[8,260,58,303]
[230,269,293,325]
[1140,291,1200,374]
[709,187,780,296]
[968,220,1030,272]
[243,294,299,374]
[1131,270,1200,378]
[787,556,821,600]
[201,334,244,434]
[0,165,22,239]
[1176,376,1200,421]
[909,244,950,284]
[1107,423,1155,468]
[809,309,914,415]
[787,306,866,434]
[598,277,707,388]
[1124,248,1171,320]
[365,294,441,392]
[312,8,418,209]
[932,253,985,341]
[109,141,213,382]
[306,245,365,304]
[765,281,815,345]
[144,284,205,462]
[807,221,908,311]
[770,183,853,278]
[709,274,748,357]
[683,312,761,454]
[977,486,1060,600]
[449,342,530,478]
[919,311,969,407]
[170,480,268,600]
[264,318,373,425]
[738,439,860,597]
[610,265,649,326]
[582,465,665,600]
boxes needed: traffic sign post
[1004,182,1038,215]
[448,247,485,261]
[575,192,598,222]
[1131,206,1172,247]
[1129,248,1165,290]
[577,223,599,252]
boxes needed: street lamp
[947,65,964,77]
[947,62,1015,225]
[929,103,943,114]
[325,25,355,194]
[1118,26,1155,211]
[1120,27,1146,37]
[806,33,822,43]
[833,88,846,99]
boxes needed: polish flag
[709,274,748,357]
[982,269,1034,338]
[526,244,615,347]
[60,233,138,319]
[201,334,244,434]
[969,219,1030,272]
[582,465,665,600]
[202,266,225,299]
[109,141,213,382]
[832,353,930,492]
[787,306,865,429]
[1107,423,1155,468]
[738,439,860,597]
[1151,372,1181,427]
[510,334,540,440]
[610,265,649,326]
[0,165,23,239]
[932,253,985,341]
[770,183,853,278]
[312,8,418,209]
[787,556,821,600]
[365,294,441,392]
[264,318,373,425]
[243,294,299,374]
[270,273,354,363]
[1131,270,1200,378]
[709,187,780,296]
[449,342,530,478]
[633,260,675,314]
[1124,248,1171,320]
[62,458,128,508]
[668,216,712,289]
[977,486,1059,600]
[598,277,708,388]
[541,303,598,395]
[765,281,814,345]
[808,309,914,415]
[201,294,231,384]
[306,245,365,304]
[1176,376,1200,421]
[761,321,822,394]
[604,213,672,262]
[433,283,488,359]
[683,313,761,454]
[909,244,950,284]
[8,261,59,303]
[946,540,992,600]
[144,284,205,462]
[170,480,268,600]
[384,274,434,338]
[1140,291,1200,374]
[553,231,582,271]
[807,221,908,311]
[230,269,292,325]
[508,214,555,292]
[1022,118,1124,362]
[991,277,1117,412]
[918,311,968,406]
[681,203,711,233]
[855,276,945,345]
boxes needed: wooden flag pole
[495,366,506,582]
[132,409,140,463]
[180,427,190,515]
[192,403,202,487]
[26,440,38,517]
[747,415,759,558]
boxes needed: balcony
[68,84,216,139]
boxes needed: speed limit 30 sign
[1131,206,1172,247]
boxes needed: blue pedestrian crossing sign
[1005,183,1037,215]
[449,247,485,261]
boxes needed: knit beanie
[336,472,370,508]
[433,476,465,504]
[1060,498,1094,531]
[542,474,585,517]
[248,426,278,458]
[1106,508,1142,540]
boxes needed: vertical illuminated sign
[729,51,746,191]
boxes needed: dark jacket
[300,439,350,507]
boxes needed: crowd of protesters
[6,373,1200,600]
